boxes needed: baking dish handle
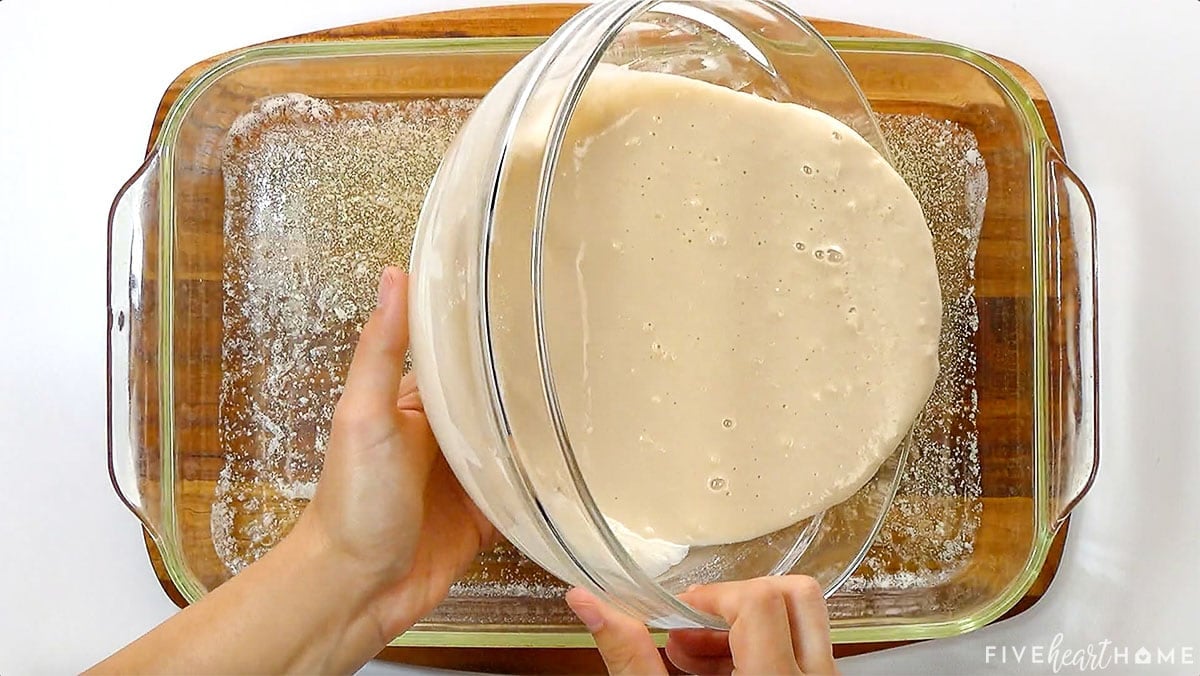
[107,151,165,541]
[1044,147,1100,531]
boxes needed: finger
[340,267,410,416]
[397,371,424,412]
[665,629,733,675]
[669,628,731,656]
[764,576,836,675]
[565,588,668,676]
[398,370,418,398]
[681,580,800,675]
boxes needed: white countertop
[2,0,1198,673]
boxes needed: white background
[2,0,1198,673]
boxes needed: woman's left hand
[90,267,495,675]
[300,266,497,641]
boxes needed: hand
[91,267,496,675]
[296,266,496,641]
[566,576,838,675]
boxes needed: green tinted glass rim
[150,34,1055,647]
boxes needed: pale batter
[494,66,941,557]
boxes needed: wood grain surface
[131,4,1073,671]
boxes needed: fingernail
[377,267,395,308]
[572,600,606,633]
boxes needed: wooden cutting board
[137,4,1069,672]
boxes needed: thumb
[566,588,668,676]
[340,267,410,415]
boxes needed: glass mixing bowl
[409,0,909,629]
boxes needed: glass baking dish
[107,33,1098,647]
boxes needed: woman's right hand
[566,575,838,675]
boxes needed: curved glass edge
[145,33,1067,646]
[1044,151,1100,529]
[108,151,162,537]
